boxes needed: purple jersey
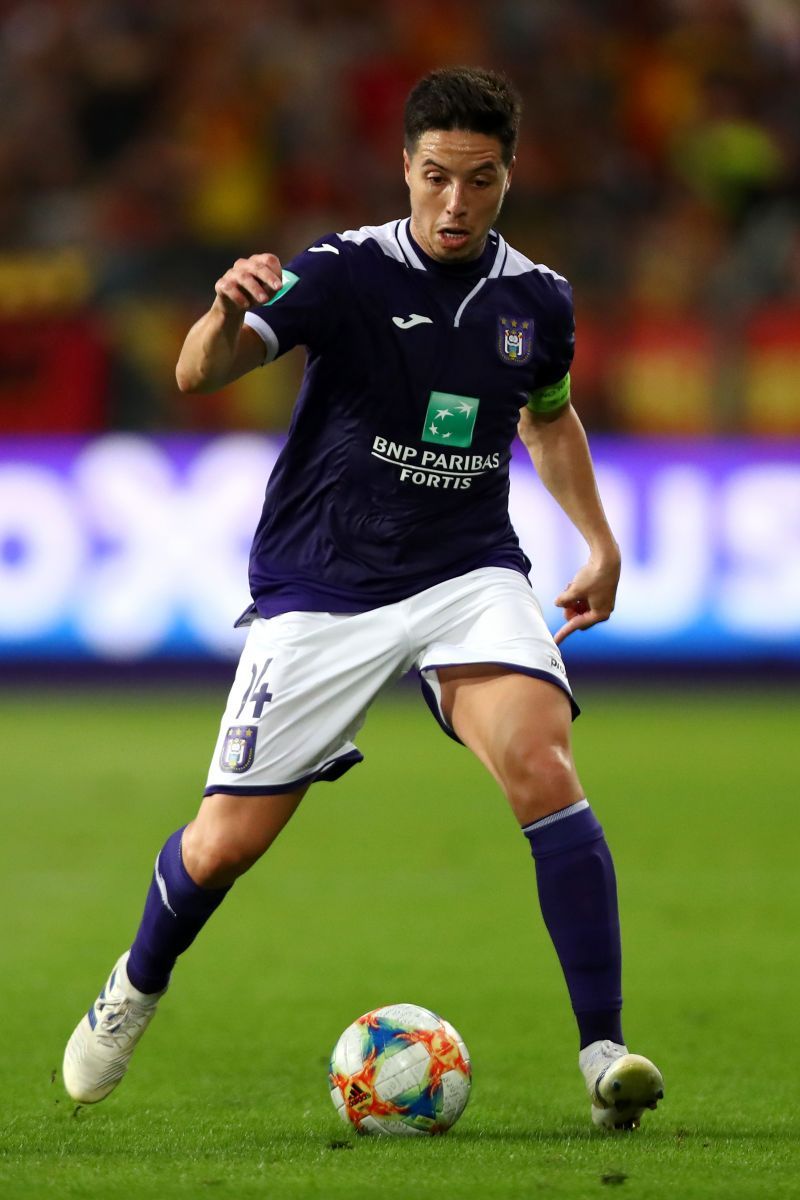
[242,219,574,617]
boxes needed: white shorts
[204,567,577,796]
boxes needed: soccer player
[64,67,663,1131]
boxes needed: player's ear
[403,147,411,185]
[504,155,516,192]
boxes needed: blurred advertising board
[0,435,797,665]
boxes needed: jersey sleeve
[527,276,575,415]
[243,236,346,362]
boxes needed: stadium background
[1,0,799,670]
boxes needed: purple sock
[523,800,624,1049]
[126,827,231,994]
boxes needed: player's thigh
[183,786,308,886]
[437,666,583,822]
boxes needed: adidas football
[328,1003,472,1135]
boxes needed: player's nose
[446,182,468,215]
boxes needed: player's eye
[426,173,445,185]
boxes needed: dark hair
[404,67,521,166]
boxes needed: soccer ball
[328,1003,472,1136]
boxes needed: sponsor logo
[392,313,434,329]
[421,391,479,448]
[220,725,257,773]
[154,854,176,916]
[550,655,566,675]
[308,243,339,254]
[345,1080,372,1113]
[265,270,300,306]
[498,316,533,364]
[371,435,500,490]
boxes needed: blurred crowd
[2,0,799,434]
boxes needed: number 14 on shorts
[236,658,274,719]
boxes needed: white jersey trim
[452,233,505,326]
[332,221,566,287]
[501,242,568,282]
[395,219,427,270]
[339,221,411,265]
[243,312,280,363]
[453,279,486,328]
[335,220,544,292]
[489,235,509,278]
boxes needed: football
[328,1003,472,1136]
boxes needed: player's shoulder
[300,219,422,268]
[287,221,412,288]
[497,238,573,314]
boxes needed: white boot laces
[95,993,151,1048]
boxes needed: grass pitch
[1,681,798,1199]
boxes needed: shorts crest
[220,725,257,773]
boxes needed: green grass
[1,683,798,1198]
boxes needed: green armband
[526,373,571,414]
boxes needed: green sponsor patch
[266,270,300,305]
[526,373,571,414]
[421,391,480,448]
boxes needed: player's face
[404,129,514,263]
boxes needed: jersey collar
[397,218,507,278]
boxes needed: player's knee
[182,824,262,888]
[503,740,581,825]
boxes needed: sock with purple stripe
[126,826,231,994]
[523,799,624,1049]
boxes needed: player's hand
[553,552,621,645]
[213,254,285,315]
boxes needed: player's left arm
[518,399,621,645]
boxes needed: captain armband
[526,373,571,415]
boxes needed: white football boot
[63,952,165,1103]
[579,1040,664,1131]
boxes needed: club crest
[220,725,257,773]
[498,316,533,364]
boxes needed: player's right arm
[175,254,285,394]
